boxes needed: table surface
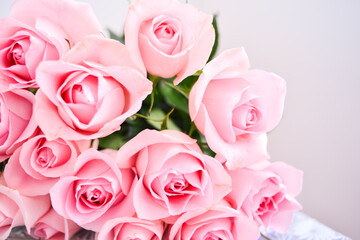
[8,212,351,240]
[259,212,350,240]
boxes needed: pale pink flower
[116,129,232,221]
[98,217,164,240]
[34,35,152,140]
[189,48,286,169]
[226,161,303,233]
[0,0,102,89]
[0,89,37,162]
[50,148,137,231]
[125,0,215,84]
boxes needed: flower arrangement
[0,0,303,239]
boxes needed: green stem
[149,75,160,83]
[148,75,160,115]
[188,122,196,137]
[161,80,189,99]
[197,142,209,146]
[65,38,71,49]
[260,232,272,240]
[161,105,176,130]
[134,113,163,122]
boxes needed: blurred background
[1,0,359,238]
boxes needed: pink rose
[97,217,164,240]
[30,208,80,240]
[0,184,51,239]
[226,161,303,233]
[3,134,82,196]
[189,48,286,169]
[167,201,259,240]
[35,35,152,141]
[0,0,101,89]
[124,0,215,84]
[0,89,37,162]
[50,148,137,231]
[116,129,231,221]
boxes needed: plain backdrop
[1,0,359,239]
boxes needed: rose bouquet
[0,0,303,239]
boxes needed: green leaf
[188,122,197,137]
[159,81,188,113]
[146,108,181,131]
[107,28,124,43]
[178,74,200,95]
[198,135,215,157]
[208,15,219,62]
[98,131,126,150]
[123,117,150,140]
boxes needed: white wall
[1,0,359,238]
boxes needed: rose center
[138,15,183,55]
[36,147,55,168]
[256,196,278,216]
[165,176,189,193]
[203,232,221,240]
[78,184,113,209]
[62,74,98,106]
[232,104,259,130]
[247,107,257,124]
[72,84,96,105]
[85,188,105,204]
[12,46,23,61]
[155,23,175,39]
[9,43,25,66]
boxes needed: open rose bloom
[97,217,164,240]
[189,48,287,170]
[50,148,137,231]
[125,0,215,84]
[226,161,303,233]
[3,134,86,196]
[116,129,232,221]
[0,0,303,239]
[0,0,102,89]
[167,201,260,240]
[34,35,152,141]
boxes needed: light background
[1,0,359,239]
